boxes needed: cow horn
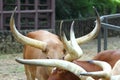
[111,59,120,75]
[10,7,47,51]
[16,58,94,79]
[60,21,83,61]
[72,7,101,45]
[80,60,111,79]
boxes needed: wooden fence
[0,0,55,31]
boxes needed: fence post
[0,0,3,30]
[97,29,102,52]
[103,18,108,50]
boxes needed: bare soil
[0,36,120,80]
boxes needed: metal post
[103,18,108,50]
[17,0,21,30]
[51,0,55,32]
[0,0,3,30]
[97,29,102,52]
[103,27,108,50]
[35,0,38,30]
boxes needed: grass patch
[0,53,23,59]
[9,65,24,73]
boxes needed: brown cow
[74,50,120,72]
[16,50,120,80]
[47,50,120,80]
[15,58,93,80]
[10,7,100,80]
[80,60,120,80]
[16,58,118,80]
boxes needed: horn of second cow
[60,21,83,61]
[74,7,101,45]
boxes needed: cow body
[10,7,101,80]
[24,30,65,80]
[48,50,120,80]
[74,50,120,71]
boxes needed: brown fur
[24,30,66,80]
[48,50,120,80]
[48,68,80,80]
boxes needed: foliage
[3,0,120,19]
[55,0,120,20]
[55,0,94,19]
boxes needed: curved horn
[71,7,101,45]
[111,59,120,75]
[80,60,111,79]
[16,58,87,78]
[60,21,83,61]
[10,7,47,51]
[70,21,83,57]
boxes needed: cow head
[10,7,82,60]
[10,6,100,61]
[12,6,102,80]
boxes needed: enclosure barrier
[98,14,120,52]
[0,18,96,54]
[0,0,55,31]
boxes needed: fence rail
[1,16,120,53]
[98,14,120,52]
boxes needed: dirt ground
[0,36,120,80]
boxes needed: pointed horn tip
[60,20,64,26]
[15,58,21,63]
[59,20,65,36]
[61,20,63,23]
[93,7,100,23]
[13,6,18,13]
[15,58,26,64]
[93,7,99,17]
[10,6,18,19]
[71,21,75,25]
[15,57,21,61]
[92,6,95,9]
[87,60,94,64]
[60,20,63,30]
[70,21,75,31]
[15,6,18,10]
[80,72,88,76]
[72,20,75,24]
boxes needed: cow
[74,50,120,72]
[15,58,94,80]
[10,7,100,80]
[47,50,120,80]
[16,57,120,80]
[15,59,120,80]
[16,50,120,80]
[80,60,120,80]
